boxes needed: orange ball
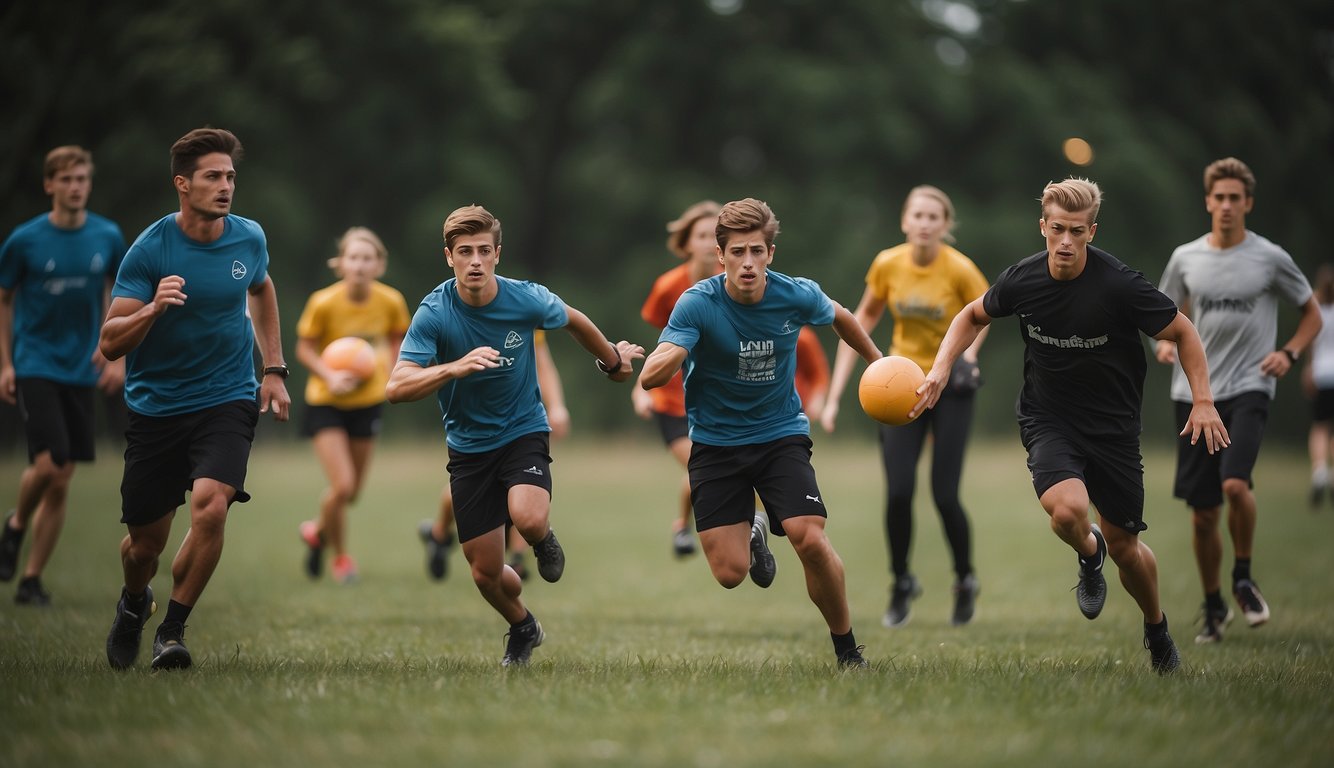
[858,355,926,425]
[321,336,377,380]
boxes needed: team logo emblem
[504,331,524,349]
[232,261,247,279]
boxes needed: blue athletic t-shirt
[112,213,269,416]
[0,212,127,385]
[399,276,568,453]
[659,271,835,446]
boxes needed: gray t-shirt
[1158,230,1312,402]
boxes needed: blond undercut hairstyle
[44,146,93,179]
[328,226,388,277]
[443,205,502,250]
[1203,157,1256,198]
[1040,178,1102,224]
[716,198,781,248]
[903,185,957,244]
[666,200,722,259]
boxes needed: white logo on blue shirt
[504,331,524,349]
[231,261,247,280]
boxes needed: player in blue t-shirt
[388,204,643,667]
[638,198,882,669]
[915,178,1229,674]
[99,128,291,672]
[0,146,127,607]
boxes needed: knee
[1191,508,1220,534]
[1048,506,1086,536]
[1221,477,1249,503]
[712,563,747,589]
[1106,534,1140,566]
[329,479,360,504]
[190,496,230,536]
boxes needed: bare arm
[93,277,124,395]
[535,339,570,439]
[99,275,187,360]
[562,304,644,383]
[820,287,884,432]
[831,301,883,365]
[248,276,291,421]
[639,342,689,390]
[386,347,503,404]
[1155,311,1228,453]
[911,298,992,418]
[1260,295,1323,378]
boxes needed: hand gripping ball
[321,336,377,381]
[858,355,926,425]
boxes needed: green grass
[1,435,1331,767]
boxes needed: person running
[820,185,989,628]
[100,127,291,671]
[632,200,721,558]
[1303,264,1334,510]
[915,177,1228,674]
[1155,157,1322,643]
[418,329,569,581]
[387,204,642,667]
[0,145,128,606]
[295,226,411,583]
[637,197,882,669]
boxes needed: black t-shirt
[983,246,1178,438]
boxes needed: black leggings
[878,390,974,580]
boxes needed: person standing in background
[1302,263,1334,509]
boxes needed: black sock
[1232,558,1252,584]
[123,586,149,612]
[510,610,536,633]
[1145,614,1168,637]
[1204,590,1226,612]
[163,599,193,627]
[831,629,858,656]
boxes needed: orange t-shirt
[794,326,829,414]
[640,264,693,417]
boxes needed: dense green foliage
[3,0,1332,437]
[1,439,1331,766]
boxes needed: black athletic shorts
[1313,388,1334,423]
[1173,391,1269,508]
[302,403,384,439]
[120,399,259,526]
[654,411,689,446]
[16,378,96,466]
[1019,418,1147,534]
[687,434,826,536]
[447,431,552,544]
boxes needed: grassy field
[0,433,1331,767]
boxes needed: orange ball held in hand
[321,337,377,381]
[858,355,926,425]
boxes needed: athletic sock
[1232,558,1252,584]
[831,629,858,657]
[163,599,193,627]
[1204,590,1226,613]
[1144,615,1168,637]
[123,587,149,613]
[510,610,536,633]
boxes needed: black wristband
[595,347,621,377]
[1282,348,1298,363]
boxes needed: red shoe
[332,554,359,584]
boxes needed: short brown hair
[716,198,780,248]
[443,205,502,250]
[1040,178,1102,224]
[170,127,243,180]
[44,146,93,179]
[666,200,721,259]
[1203,157,1255,198]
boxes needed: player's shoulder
[126,214,177,252]
[83,211,124,236]
[1168,233,1212,260]
[7,213,53,240]
[370,280,409,303]
[226,214,266,241]
[1242,230,1290,258]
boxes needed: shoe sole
[152,644,193,671]
[502,624,545,667]
[749,529,776,588]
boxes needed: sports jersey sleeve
[537,285,569,330]
[864,251,892,301]
[400,298,443,367]
[1123,270,1179,337]
[660,287,704,350]
[0,231,24,289]
[112,240,159,303]
[981,263,1018,319]
[642,274,674,328]
[957,257,990,303]
[390,288,412,335]
[793,277,836,326]
[246,221,270,287]
[1157,251,1187,306]
[107,224,128,278]
[1273,247,1314,305]
[295,291,326,340]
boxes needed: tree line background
[3,0,1333,446]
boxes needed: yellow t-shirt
[865,243,989,375]
[297,281,412,409]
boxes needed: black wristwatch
[1281,348,1299,364]
[595,347,622,378]
[262,364,290,379]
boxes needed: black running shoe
[1145,616,1182,675]
[672,526,697,558]
[533,529,565,583]
[1233,579,1270,627]
[837,644,869,669]
[1074,524,1107,620]
[883,575,922,628]
[748,515,776,588]
[501,619,545,667]
[418,519,453,581]
[299,520,323,580]
[152,621,192,671]
[14,576,50,606]
[0,511,24,582]
[951,574,979,626]
[106,585,156,670]
[1194,602,1234,644]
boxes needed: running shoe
[151,621,192,670]
[1233,579,1270,627]
[533,529,565,583]
[1074,524,1107,620]
[501,619,545,667]
[883,575,922,628]
[106,585,156,670]
[748,515,776,588]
